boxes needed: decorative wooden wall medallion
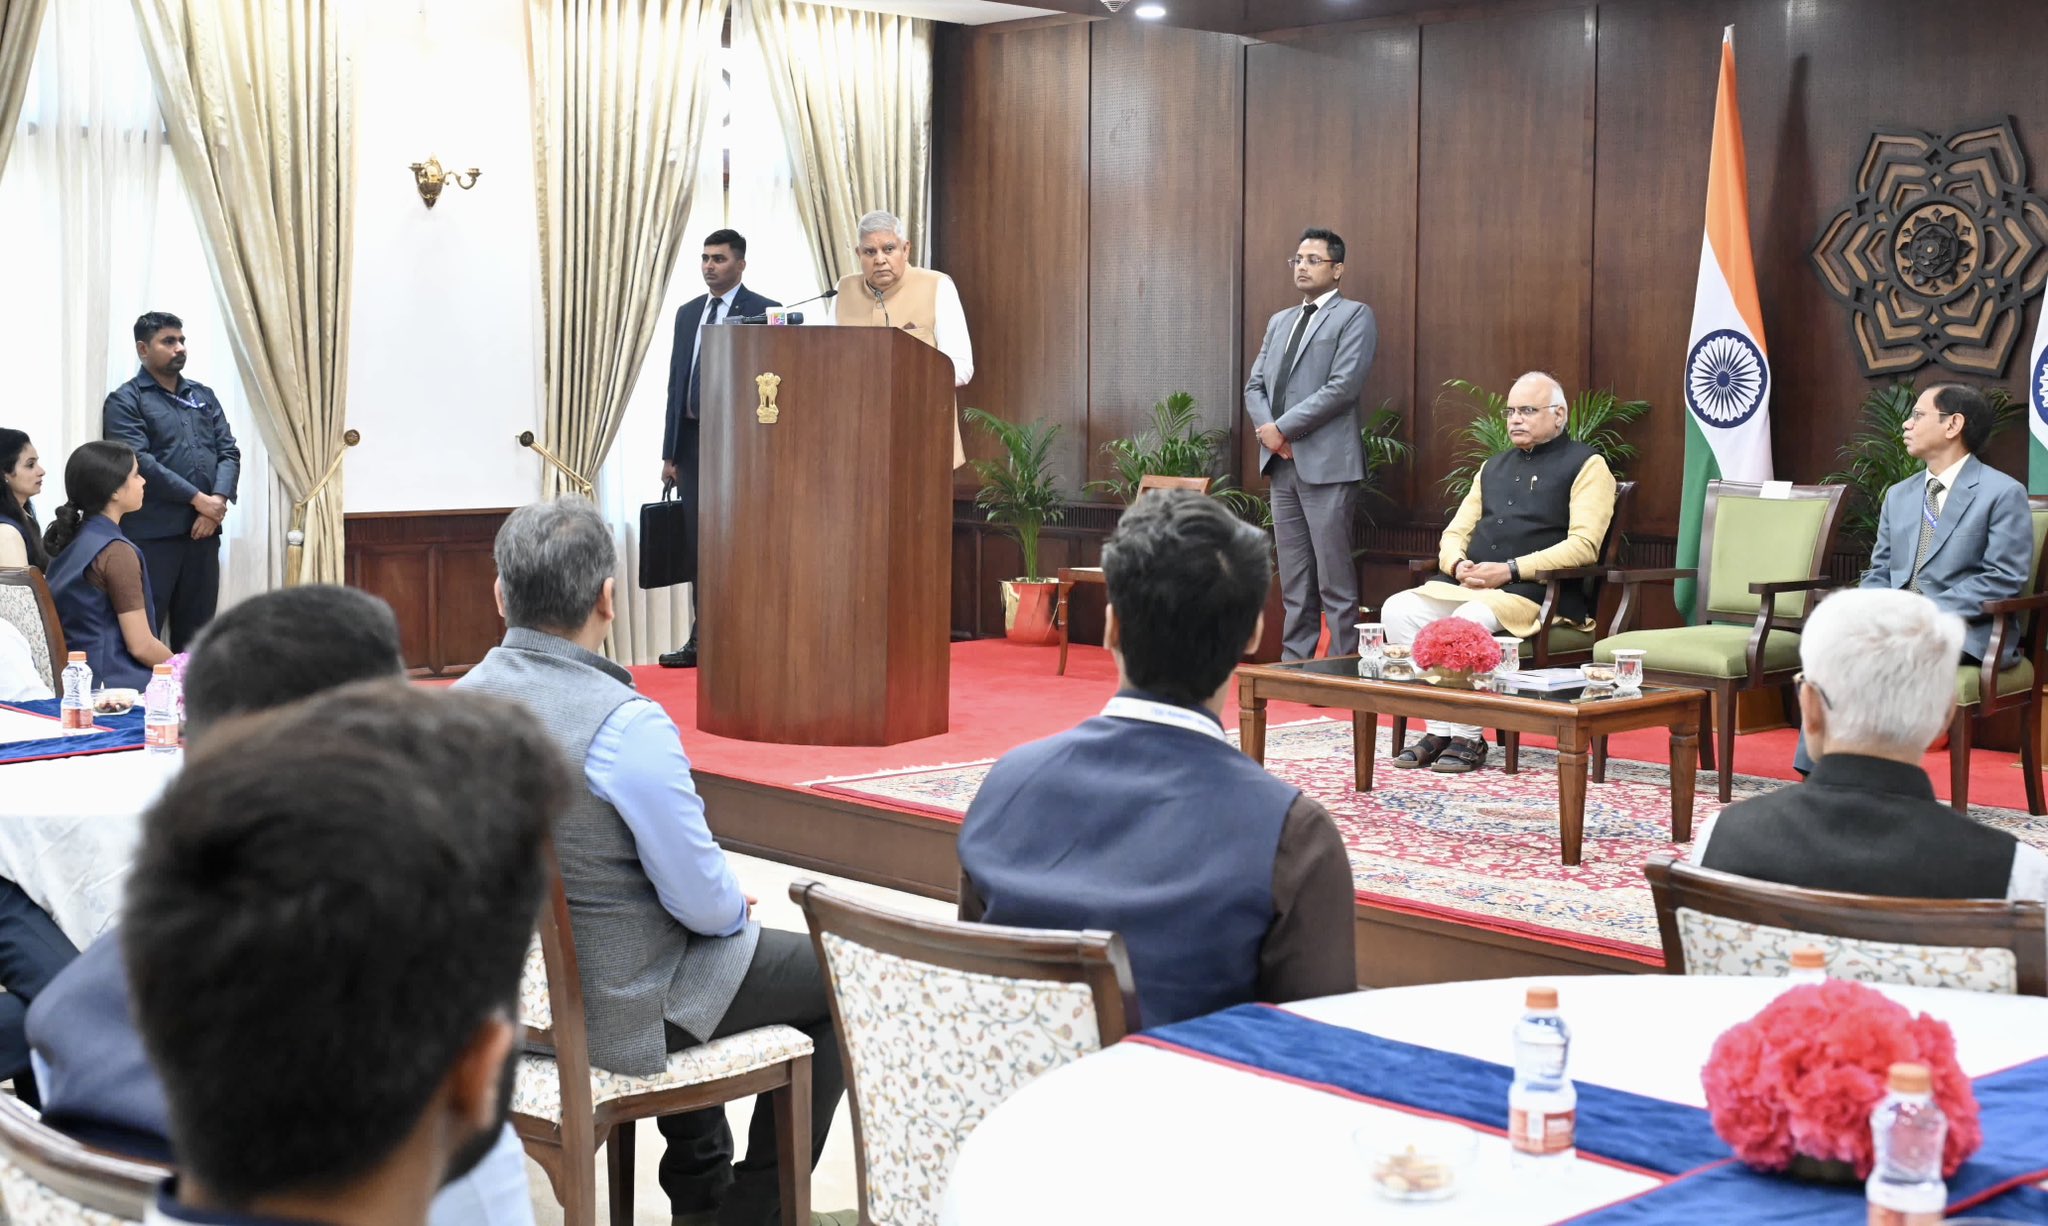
[1811,118,2048,378]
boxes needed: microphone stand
[286,428,361,587]
[517,431,595,498]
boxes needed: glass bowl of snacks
[92,687,140,716]
[1355,1118,1479,1202]
[1380,644,1416,681]
[1578,662,1617,693]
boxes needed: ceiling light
[1135,2,1166,15]
[1099,0,1128,11]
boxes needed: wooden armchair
[513,844,815,1226]
[1388,481,1635,769]
[792,881,1138,1226]
[1945,496,2048,814]
[1596,480,1847,801]
[0,567,65,694]
[0,1094,163,1224]
[1055,475,1214,675]
[1645,853,2047,996]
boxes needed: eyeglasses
[1794,671,1832,709]
[1502,405,1558,419]
[1286,256,1336,268]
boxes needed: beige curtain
[527,0,729,500]
[740,0,932,290]
[0,0,49,172]
[128,0,354,584]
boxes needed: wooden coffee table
[1235,657,1704,866]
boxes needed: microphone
[871,282,891,329]
[730,288,838,325]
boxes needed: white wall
[343,0,543,512]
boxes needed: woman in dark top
[43,441,172,689]
[0,429,48,571]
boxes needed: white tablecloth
[0,751,178,947]
[940,975,2048,1226]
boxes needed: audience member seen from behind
[958,490,1357,1028]
[28,586,541,1226]
[123,683,565,1226]
[42,440,171,689]
[456,497,853,1226]
[1694,587,2048,901]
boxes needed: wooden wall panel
[1242,28,1421,501]
[1412,5,1597,516]
[344,510,510,677]
[1086,20,1245,486]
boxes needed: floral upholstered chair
[0,567,63,695]
[514,845,816,1226]
[0,1095,162,1225]
[1645,853,2047,996]
[792,880,1140,1226]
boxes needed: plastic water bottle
[144,663,181,754]
[1787,945,1828,986]
[59,652,94,733]
[1510,985,1576,1168]
[1867,1062,1946,1225]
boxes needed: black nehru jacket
[1699,754,2017,899]
[1466,435,1601,621]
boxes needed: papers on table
[0,706,62,745]
[1496,668,1587,692]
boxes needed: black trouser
[134,532,221,652]
[0,880,81,1108]
[1793,650,1980,775]
[658,927,842,1224]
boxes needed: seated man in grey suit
[1697,588,2047,901]
[1244,227,1377,661]
[1793,382,2033,774]
[456,498,850,1226]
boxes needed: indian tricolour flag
[2029,292,2048,494]
[1674,27,1773,619]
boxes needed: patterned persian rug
[812,719,2048,963]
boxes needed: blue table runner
[0,699,144,764]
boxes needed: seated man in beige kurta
[1380,371,1617,774]
[832,208,975,468]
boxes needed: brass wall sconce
[408,155,481,209]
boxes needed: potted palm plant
[964,407,1068,644]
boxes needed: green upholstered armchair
[1946,497,2048,815]
[1595,481,1847,802]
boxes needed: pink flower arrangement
[1409,617,1504,674]
[1701,979,1980,1177]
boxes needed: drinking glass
[1612,648,1646,693]
[1358,622,1386,659]
[1493,636,1522,676]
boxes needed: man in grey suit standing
[1792,382,2033,775]
[1245,228,1377,659]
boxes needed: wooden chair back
[514,842,599,1155]
[0,567,65,692]
[0,1095,163,1224]
[1645,854,2047,996]
[792,881,1140,1226]
[1691,481,1846,628]
[1134,474,1212,498]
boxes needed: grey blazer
[1243,292,1378,485]
[1860,454,2035,664]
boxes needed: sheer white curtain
[0,0,277,603]
[595,44,810,664]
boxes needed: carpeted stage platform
[638,639,2047,987]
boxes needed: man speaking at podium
[660,229,780,669]
[831,209,975,468]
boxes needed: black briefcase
[638,483,697,590]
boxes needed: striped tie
[1909,477,1943,593]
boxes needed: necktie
[1267,303,1319,410]
[1909,477,1943,593]
[687,297,724,420]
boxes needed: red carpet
[639,640,2036,815]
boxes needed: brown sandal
[1431,737,1490,774]
[1392,733,1451,769]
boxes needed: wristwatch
[1508,560,1522,583]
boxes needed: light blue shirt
[583,697,748,938]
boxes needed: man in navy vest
[958,491,1356,1029]
[1695,588,2046,901]
[1381,371,1617,774]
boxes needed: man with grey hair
[1695,588,2048,901]
[1380,371,1618,773]
[456,498,850,1226]
[831,209,974,467]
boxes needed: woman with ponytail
[43,441,172,688]
[0,430,48,571]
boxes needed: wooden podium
[695,325,953,745]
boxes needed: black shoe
[660,639,699,668]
